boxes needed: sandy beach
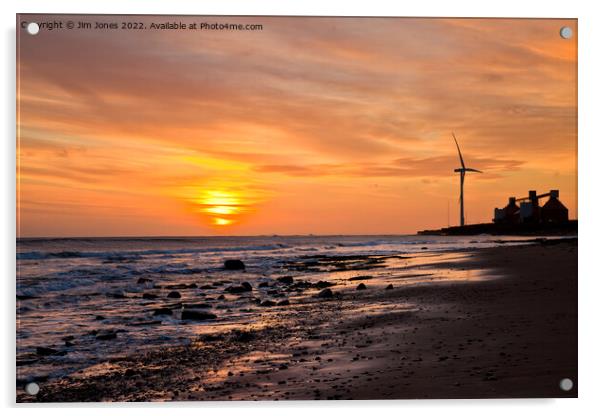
[17,238,577,402]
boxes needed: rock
[277,276,294,285]
[200,285,214,290]
[421,247,428,250]
[317,288,333,298]
[258,281,270,288]
[36,346,59,356]
[291,280,313,290]
[65,341,74,347]
[129,320,162,326]
[107,292,127,299]
[96,331,117,341]
[181,310,217,321]
[315,281,335,289]
[224,259,245,270]
[166,283,197,289]
[225,286,245,294]
[260,300,276,307]
[137,277,152,284]
[349,275,373,281]
[217,294,225,300]
[356,283,367,290]
[124,368,136,377]
[17,294,38,300]
[277,299,290,306]
[95,315,106,320]
[153,307,173,316]
[142,293,158,300]
[225,282,252,293]
[167,291,181,299]
[385,284,394,290]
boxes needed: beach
[16,236,577,401]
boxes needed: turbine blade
[452,133,465,169]
[464,168,482,173]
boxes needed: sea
[16,234,550,384]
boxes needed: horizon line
[16,232,422,240]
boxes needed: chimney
[550,190,559,199]
[529,190,538,206]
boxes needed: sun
[197,189,245,226]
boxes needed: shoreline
[418,220,578,236]
[18,239,577,402]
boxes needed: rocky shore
[17,239,577,402]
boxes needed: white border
[2,1,601,415]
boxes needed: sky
[17,16,577,237]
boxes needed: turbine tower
[452,133,482,227]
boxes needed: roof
[542,198,568,211]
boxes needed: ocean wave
[17,243,292,261]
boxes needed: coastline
[418,220,578,236]
[18,239,577,402]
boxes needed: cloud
[255,155,524,179]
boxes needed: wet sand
[18,239,577,402]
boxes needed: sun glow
[213,217,233,226]
[196,189,247,227]
[205,205,238,215]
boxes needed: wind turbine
[452,133,482,227]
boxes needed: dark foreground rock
[225,282,252,293]
[260,300,276,307]
[224,259,245,270]
[277,276,294,284]
[152,308,172,316]
[181,310,217,321]
[96,331,117,341]
[317,288,333,298]
[165,283,198,289]
[36,346,59,356]
[349,275,373,281]
[142,293,158,300]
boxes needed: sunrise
[16,15,577,402]
[17,16,576,238]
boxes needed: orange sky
[17,16,577,237]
